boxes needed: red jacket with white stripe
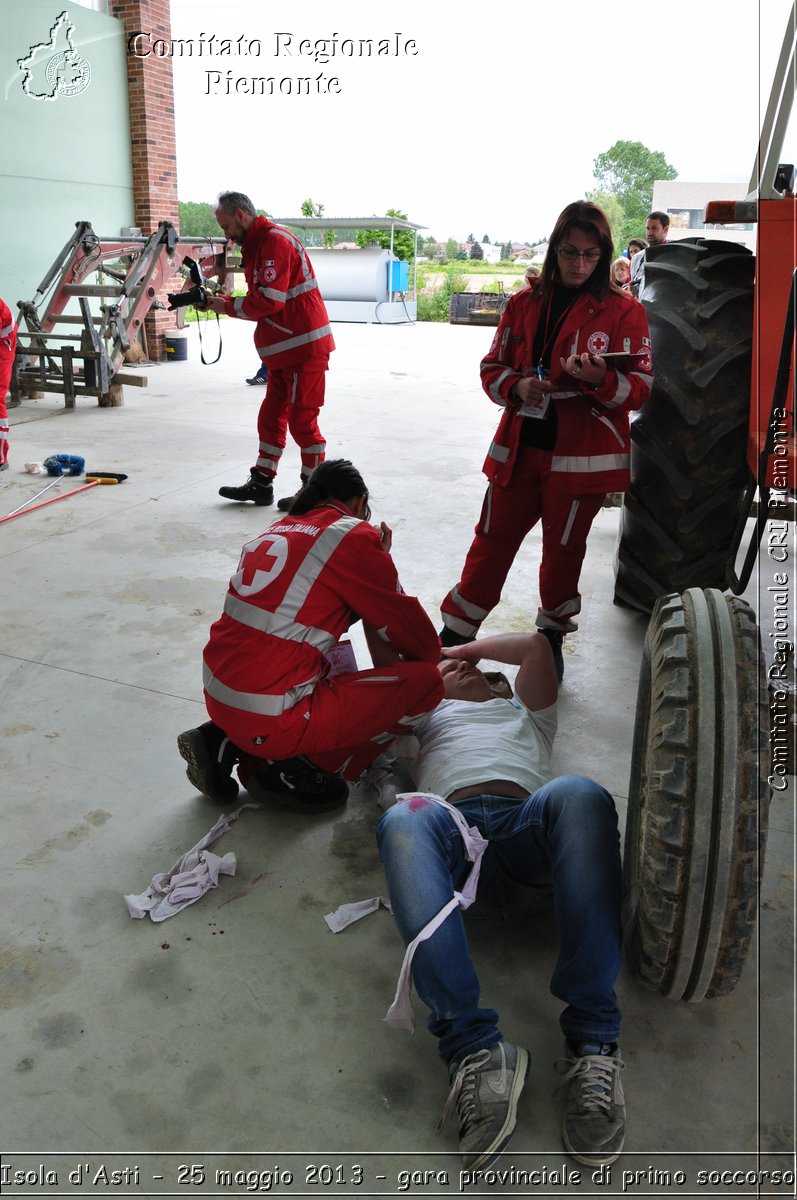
[0,297,17,399]
[202,501,440,725]
[480,285,653,493]
[222,216,335,370]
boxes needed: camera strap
[195,310,222,365]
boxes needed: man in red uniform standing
[0,297,17,470]
[209,191,334,509]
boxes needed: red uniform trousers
[207,660,444,782]
[442,446,605,636]
[254,366,327,484]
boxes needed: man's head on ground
[645,212,670,245]
[289,459,371,520]
[215,191,258,244]
[439,657,494,703]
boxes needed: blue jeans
[376,775,622,1065]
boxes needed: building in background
[1,0,179,357]
[651,180,756,250]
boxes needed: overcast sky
[169,0,796,244]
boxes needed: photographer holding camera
[204,191,335,509]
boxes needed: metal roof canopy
[274,217,426,231]
[273,216,424,323]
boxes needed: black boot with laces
[245,756,349,813]
[218,472,274,505]
[177,721,240,804]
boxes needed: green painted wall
[0,1,134,314]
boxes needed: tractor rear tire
[623,588,770,1001]
[614,238,755,613]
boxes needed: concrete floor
[1,317,794,1196]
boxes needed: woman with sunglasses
[440,201,653,680]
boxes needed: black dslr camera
[167,256,210,310]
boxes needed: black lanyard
[533,289,579,372]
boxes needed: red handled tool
[0,471,128,525]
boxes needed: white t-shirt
[414,694,557,800]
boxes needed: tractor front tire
[623,588,770,1001]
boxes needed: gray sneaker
[437,1041,529,1170]
[556,1045,626,1166]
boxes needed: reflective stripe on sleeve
[257,279,318,302]
[286,279,319,300]
[258,286,289,303]
[602,370,653,409]
[482,366,514,404]
[488,440,510,463]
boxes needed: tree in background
[445,237,459,262]
[593,140,677,240]
[482,234,491,244]
[355,208,415,260]
[298,198,336,247]
[178,201,219,237]
[470,241,484,260]
[500,241,513,261]
[586,190,626,254]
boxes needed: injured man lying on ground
[373,631,626,1171]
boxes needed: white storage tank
[310,246,392,302]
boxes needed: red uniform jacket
[0,297,16,403]
[222,216,335,370]
[202,502,440,729]
[480,286,653,493]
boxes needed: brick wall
[110,0,179,360]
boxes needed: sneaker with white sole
[437,1041,529,1170]
[556,1042,626,1166]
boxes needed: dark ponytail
[288,459,371,519]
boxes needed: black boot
[218,472,274,505]
[277,476,305,512]
[439,625,474,648]
[538,628,565,682]
[177,721,240,804]
[245,756,349,813]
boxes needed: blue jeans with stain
[376,775,622,1065]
